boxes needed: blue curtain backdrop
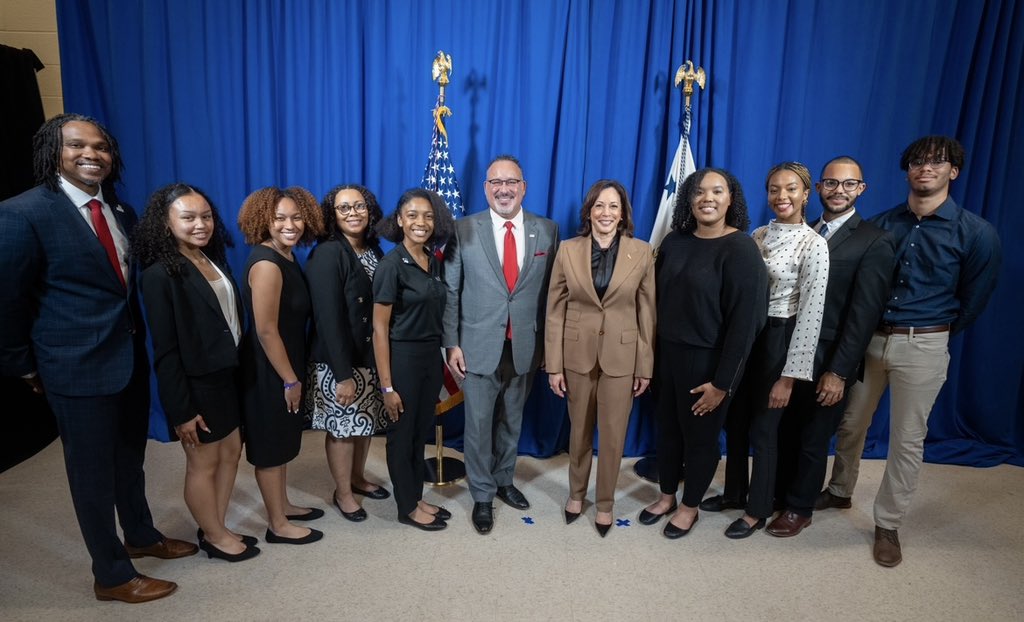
[55,0,1023,467]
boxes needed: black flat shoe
[472,502,494,534]
[285,507,325,522]
[333,494,368,522]
[638,501,678,525]
[663,513,699,539]
[724,517,765,539]
[699,495,745,512]
[199,539,261,562]
[265,528,323,545]
[430,506,452,521]
[397,514,447,531]
[351,484,390,500]
[595,521,612,537]
[197,528,258,547]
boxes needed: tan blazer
[545,235,655,378]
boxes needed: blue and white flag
[649,130,696,249]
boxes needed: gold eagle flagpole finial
[432,51,453,139]
[674,60,706,111]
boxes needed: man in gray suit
[444,154,559,534]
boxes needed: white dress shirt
[59,175,129,278]
[490,207,525,270]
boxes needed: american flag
[421,97,464,413]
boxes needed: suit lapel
[603,236,640,301]
[183,260,226,322]
[566,236,601,306]
[54,190,123,287]
[475,214,506,285]
[514,214,539,293]
[827,212,860,252]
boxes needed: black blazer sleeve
[142,265,198,428]
[307,241,357,382]
[828,229,896,380]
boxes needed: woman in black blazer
[135,183,259,562]
[306,184,389,521]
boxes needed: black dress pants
[776,376,849,517]
[386,340,443,517]
[655,342,732,508]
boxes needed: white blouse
[206,259,241,346]
[751,221,829,381]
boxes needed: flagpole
[424,50,466,487]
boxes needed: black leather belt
[877,323,950,335]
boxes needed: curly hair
[376,188,455,246]
[32,113,124,201]
[671,167,751,233]
[319,183,383,246]
[237,186,324,246]
[899,135,965,171]
[131,183,234,276]
[577,179,635,237]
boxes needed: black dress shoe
[333,494,368,522]
[197,528,259,547]
[397,514,447,531]
[351,484,391,500]
[472,502,494,534]
[724,517,765,539]
[699,495,745,512]
[663,512,699,539]
[815,489,852,510]
[285,507,325,521]
[638,501,677,525]
[199,539,261,562]
[431,506,452,521]
[496,485,530,510]
[595,521,612,537]
[265,528,324,545]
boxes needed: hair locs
[32,113,124,200]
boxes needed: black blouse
[591,234,620,300]
[372,244,446,342]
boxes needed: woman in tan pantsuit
[545,179,655,537]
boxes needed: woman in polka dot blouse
[701,161,830,539]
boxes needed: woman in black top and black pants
[639,168,768,538]
[372,189,456,531]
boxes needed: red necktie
[503,221,518,338]
[87,199,126,287]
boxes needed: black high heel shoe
[564,500,582,525]
[199,539,261,562]
[595,521,612,537]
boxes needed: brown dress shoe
[94,575,177,603]
[766,510,812,537]
[873,526,902,567]
[814,489,852,510]
[125,537,199,559]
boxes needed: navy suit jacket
[0,184,146,396]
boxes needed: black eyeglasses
[335,202,368,215]
[908,157,949,170]
[486,178,522,188]
[820,178,864,192]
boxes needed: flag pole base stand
[633,457,660,483]
[424,423,465,486]
[424,456,466,487]
[633,458,686,484]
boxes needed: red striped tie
[87,199,126,287]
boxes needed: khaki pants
[828,330,950,530]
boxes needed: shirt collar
[58,174,107,209]
[903,196,958,221]
[822,208,856,231]
[490,207,525,232]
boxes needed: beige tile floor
[1,433,1021,621]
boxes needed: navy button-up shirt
[871,197,1001,335]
